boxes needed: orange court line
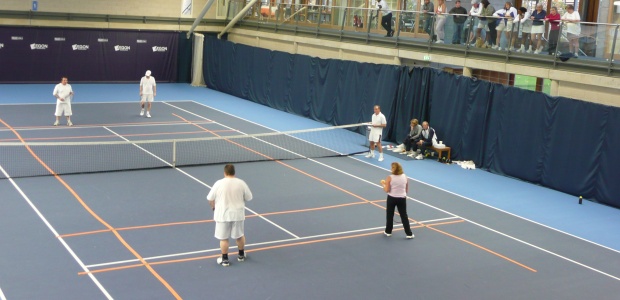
[0,118,182,299]
[0,129,235,142]
[80,221,467,276]
[59,199,388,238]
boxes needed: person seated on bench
[415,121,438,160]
[397,119,422,157]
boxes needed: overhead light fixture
[615,0,620,5]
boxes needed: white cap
[145,70,151,76]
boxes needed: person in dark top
[449,0,468,44]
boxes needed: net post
[172,140,177,168]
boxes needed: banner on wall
[0,27,179,83]
[181,0,193,17]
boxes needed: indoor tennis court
[1,86,619,299]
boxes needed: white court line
[103,125,299,239]
[0,165,113,299]
[85,216,461,269]
[0,120,215,133]
[0,286,6,300]
[0,99,195,106]
[186,100,620,281]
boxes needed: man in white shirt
[376,0,393,37]
[53,76,74,126]
[366,105,387,162]
[139,70,156,118]
[207,164,253,267]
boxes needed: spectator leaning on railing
[468,1,483,45]
[545,7,561,56]
[514,7,531,53]
[449,0,468,44]
[422,0,435,37]
[529,4,546,54]
[562,4,581,57]
[492,1,517,51]
[480,0,496,48]
[434,0,447,43]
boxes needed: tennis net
[0,123,369,179]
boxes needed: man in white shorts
[366,105,387,162]
[53,76,74,126]
[139,70,156,118]
[207,164,253,267]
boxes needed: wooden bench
[429,146,451,162]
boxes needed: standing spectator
[468,1,484,46]
[53,76,74,126]
[562,4,581,57]
[449,0,468,44]
[480,0,496,48]
[415,121,438,160]
[492,1,517,51]
[365,105,387,162]
[207,164,253,267]
[139,70,157,118]
[545,6,561,55]
[380,162,414,239]
[377,0,393,37]
[529,4,546,54]
[422,0,435,37]
[514,7,531,52]
[434,0,447,43]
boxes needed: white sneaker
[399,150,408,155]
[140,109,145,116]
[407,152,416,158]
[67,121,73,126]
[435,40,444,44]
[406,234,415,239]
[492,45,498,50]
[146,112,151,118]
[378,155,384,162]
[534,49,541,54]
[365,152,374,158]
[415,154,424,160]
[384,232,392,237]
[526,47,533,54]
[53,120,59,126]
[508,47,514,52]
[216,257,230,267]
[518,45,525,53]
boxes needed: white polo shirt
[140,76,156,95]
[207,177,253,222]
[371,112,387,135]
[53,83,73,104]
[376,0,392,14]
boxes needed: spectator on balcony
[434,0,447,43]
[468,1,484,46]
[480,0,496,48]
[529,3,546,54]
[449,0,468,44]
[545,6,561,55]
[514,7,531,52]
[376,0,394,37]
[422,0,435,37]
[492,1,517,51]
[562,4,581,57]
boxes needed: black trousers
[419,140,432,153]
[381,13,392,35]
[548,29,559,55]
[487,21,497,45]
[404,138,419,152]
[385,195,413,236]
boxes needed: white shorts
[530,25,544,34]
[368,131,382,143]
[214,221,245,240]
[55,102,72,116]
[141,94,154,102]
[502,21,513,32]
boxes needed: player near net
[207,164,253,267]
[139,70,156,118]
[365,105,386,162]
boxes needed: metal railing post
[609,24,619,75]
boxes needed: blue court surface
[0,83,619,299]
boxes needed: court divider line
[0,118,182,300]
[0,129,234,142]
[102,126,300,239]
[58,199,387,239]
[80,219,466,275]
[187,101,620,280]
[165,104,539,273]
[0,164,112,299]
[0,120,214,131]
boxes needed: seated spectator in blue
[415,121,438,160]
[449,0,468,44]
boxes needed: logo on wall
[152,46,168,52]
[98,38,108,42]
[11,36,23,40]
[30,43,48,50]
[72,44,89,51]
[54,37,66,41]
[114,45,131,51]
[137,39,147,43]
